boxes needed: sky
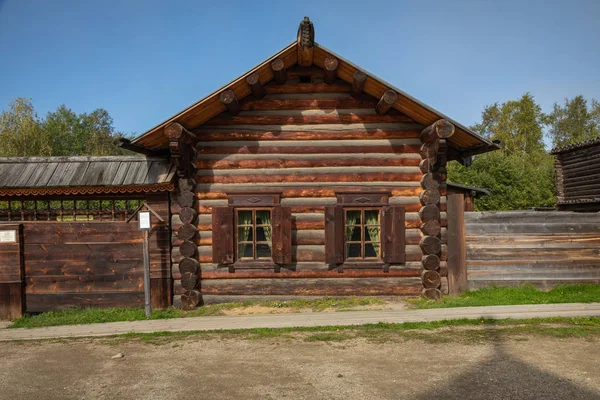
[0,0,599,146]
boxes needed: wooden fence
[464,211,600,289]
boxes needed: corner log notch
[219,89,240,115]
[418,119,455,300]
[164,122,202,309]
[297,16,315,67]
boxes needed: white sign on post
[0,230,16,243]
[138,211,151,230]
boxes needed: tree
[448,93,555,210]
[0,98,52,157]
[471,93,546,157]
[546,95,600,148]
[0,98,132,157]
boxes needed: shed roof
[446,182,490,198]
[0,156,175,196]
[550,137,600,155]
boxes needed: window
[236,208,273,261]
[345,208,381,260]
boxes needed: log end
[435,119,455,139]
[164,122,184,140]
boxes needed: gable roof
[130,26,499,158]
[0,156,175,196]
[550,137,600,155]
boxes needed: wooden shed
[0,156,174,318]
[126,17,499,308]
[551,138,600,211]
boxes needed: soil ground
[1,332,599,399]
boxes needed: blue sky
[1,0,599,146]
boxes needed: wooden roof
[0,156,175,194]
[130,38,499,158]
[550,137,600,155]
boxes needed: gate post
[447,194,468,294]
[0,224,24,319]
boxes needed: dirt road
[1,333,599,399]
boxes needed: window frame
[235,207,274,262]
[344,207,382,261]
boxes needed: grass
[409,284,600,309]
[110,316,600,345]
[9,297,385,329]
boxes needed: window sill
[232,261,278,270]
[341,261,387,270]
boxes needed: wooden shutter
[272,206,292,264]
[212,207,234,264]
[325,205,344,264]
[382,206,405,264]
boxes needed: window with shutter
[325,192,405,267]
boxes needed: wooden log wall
[554,143,600,211]
[0,193,171,313]
[465,211,600,289]
[170,69,451,305]
[0,225,23,318]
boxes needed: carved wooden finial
[297,16,315,67]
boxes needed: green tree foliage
[546,95,600,148]
[448,93,555,210]
[0,98,131,157]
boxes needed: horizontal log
[201,269,422,279]
[468,279,600,291]
[466,247,600,261]
[464,211,600,224]
[193,129,420,142]
[239,97,379,111]
[265,82,351,94]
[196,172,422,184]
[205,112,412,126]
[20,223,146,244]
[197,277,423,296]
[25,275,143,294]
[195,186,423,199]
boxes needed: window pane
[365,210,379,225]
[346,243,362,258]
[238,243,253,259]
[365,243,379,258]
[238,226,253,242]
[364,226,380,242]
[256,243,272,258]
[256,210,271,225]
[346,226,361,241]
[256,226,273,242]
[238,210,253,225]
[345,210,361,225]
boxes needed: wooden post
[142,228,151,317]
[0,224,24,319]
[447,193,468,294]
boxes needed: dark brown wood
[179,207,198,224]
[420,236,441,255]
[420,119,455,143]
[179,240,197,258]
[179,257,200,274]
[178,223,198,241]
[422,288,442,300]
[422,254,441,270]
[181,271,199,291]
[382,206,405,264]
[176,191,196,208]
[419,204,441,222]
[447,193,467,294]
[271,58,287,84]
[351,70,367,98]
[272,206,292,265]
[219,89,240,115]
[419,158,436,174]
[419,141,439,159]
[421,270,441,289]
[212,207,234,264]
[164,122,197,143]
[375,90,398,115]
[323,56,339,84]
[205,113,412,126]
[246,72,266,99]
[324,205,344,264]
[421,173,441,190]
[178,178,196,192]
[420,220,441,237]
[419,189,440,205]
[296,17,314,67]
[227,193,280,206]
[201,269,422,279]
[181,289,202,309]
[336,192,389,205]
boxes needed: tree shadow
[416,322,600,400]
